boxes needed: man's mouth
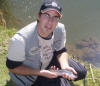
[45,26,52,30]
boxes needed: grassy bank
[0,25,100,86]
[0,26,17,86]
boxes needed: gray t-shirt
[7,21,66,86]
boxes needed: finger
[53,66,56,70]
[57,67,59,70]
[71,68,77,75]
[67,67,77,75]
[50,66,56,70]
[50,66,54,70]
[62,74,74,80]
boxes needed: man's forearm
[57,52,69,69]
[9,65,40,76]
[9,65,59,79]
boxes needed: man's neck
[37,27,52,39]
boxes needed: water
[8,0,100,68]
[8,0,43,24]
[59,0,100,43]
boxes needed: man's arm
[57,52,77,80]
[57,52,69,69]
[10,65,59,79]
[6,59,58,79]
[9,65,40,76]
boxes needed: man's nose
[48,17,54,24]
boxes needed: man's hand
[61,66,77,80]
[57,52,77,80]
[49,65,59,71]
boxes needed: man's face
[38,10,60,37]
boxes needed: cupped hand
[61,66,77,80]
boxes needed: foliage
[0,25,17,86]
[0,0,24,28]
[73,62,100,86]
[0,0,10,11]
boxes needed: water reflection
[67,37,100,68]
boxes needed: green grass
[73,63,100,86]
[0,26,17,86]
[0,25,100,86]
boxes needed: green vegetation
[0,0,25,28]
[0,25,100,86]
[73,62,100,86]
[0,25,17,86]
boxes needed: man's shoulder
[24,21,37,29]
[15,21,37,38]
[18,21,37,33]
[54,22,65,33]
[57,22,65,28]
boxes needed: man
[6,0,87,86]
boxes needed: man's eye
[54,16,60,21]
[44,13,49,18]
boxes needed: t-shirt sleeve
[54,24,66,51]
[6,58,23,69]
[7,34,26,62]
[60,25,66,50]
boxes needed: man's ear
[37,13,41,21]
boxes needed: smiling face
[37,10,60,38]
